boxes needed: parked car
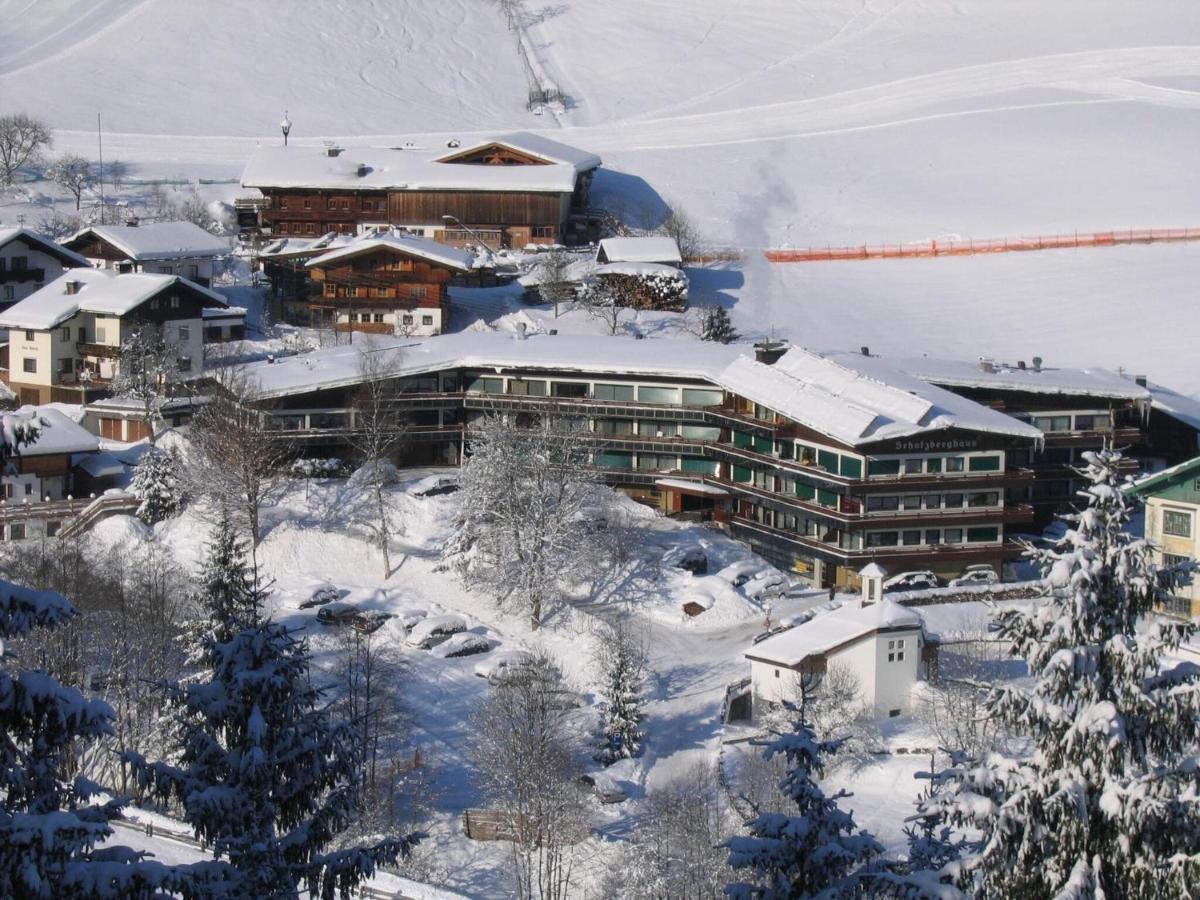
[578,772,628,804]
[884,571,941,593]
[393,607,429,631]
[475,649,534,681]
[299,585,339,609]
[744,570,788,599]
[405,614,469,649]
[716,560,766,588]
[316,603,358,625]
[352,611,394,634]
[417,477,459,498]
[950,566,999,588]
[430,633,492,659]
[665,546,708,575]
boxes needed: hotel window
[1074,414,1102,431]
[1033,415,1072,433]
[924,529,941,545]
[24,329,34,341]
[968,455,1001,472]
[508,379,548,397]
[967,526,999,543]
[944,528,963,544]
[902,530,921,545]
[926,457,942,473]
[408,286,427,299]
[682,388,723,407]
[901,495,922,510]
[868,459,901,476]
[638,385,679,404]
[593,383,635,402]
[944,493,964,509]
[594,419,634,435]
[362,198,374,211]
[866,496,899,512]
[60,358,73,374]
[967,491,1000,508]
[903,458,923,474]
[22,358,36,374]
[1164,510,1193,538]
[60,327,70,342]
[867,532,899,547]
[945,457,965,472]
[551,381,588,399]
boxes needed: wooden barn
[240,132,601,249]
[304,233,476,336]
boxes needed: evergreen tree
[701,305,739,344]
[594,623,647,765]
[726,717,883,898]
[0,413,222,897]
[128,527,412,898]
[922,448,1200,897]
[129,446,184,525]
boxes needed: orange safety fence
[764,227,1200,263]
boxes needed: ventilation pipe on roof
[356,163,370,177]
[64,280,82,295]
[324,144,343,158]
[1135,375,1148,387]
[860,346,870,357]
[1017,360,1026,370]
[1032,356,1043,372]
[754,340,789,365]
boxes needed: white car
[405,614,469,649]
[393,607,429,630]
[949,567,999,588]
[743,570,788,600]
[716,560,767,588]
[884,571,940,592]
[474,649,534,681]
[430,633,492,659]
[578,772,628,804]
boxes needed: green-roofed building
[1130,456,1200,618]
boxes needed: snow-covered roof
[1147,381,1200,434]
[306,232,476,271]
[73,450,126,478]
[746,599,922,668]
[893,356,1150,401]
[66,222,228,261]
[0,268,226,330]
[238,333,1042,447]
[258,232,355,259]
[433,132,601,171]
[596,236,682,265]
[14,406,99,457]
[242,132,599,194]
[859,562,888,578]
[0,226,90,268]
[1129,455,1200,495]
[202,305,246,320]
[654,477,729,496]
[592,261,686,279]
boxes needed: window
[467,376,503,394]
[967,526,999,543]
[279,198,289,210]
[840,456,863,478]
[867,531,899,547]
[682,388,723,407]
[59,358,73,374]
[868,459,901,476]
[306,223,316,234]
[924,529,941,544]
[945,457,964,472]
[926,457,942,473]
[532,225,556,239]
[902,529,921,545]
[95,326,106,343]
[638,385,679,404]
[22,358,36,374]
[904,458,923,474]
[12,255,27,271]
[593,383,635,402]
[818,449,839,472]
[24,483,32,496]
[402,314,413,325]
[3,286,12,301]
[188,265,199,279]
[327,198,337,210]
[374,313,385,323]
[902,495,922,510]
[944,493,964,508]
[967,491,1000,508]
[1164,510,1193,538]
[408,286,428,300]
[421,315,433,326]
[46,521,60,538]
[324,283,336,297]
[23,329,34,342]
[508,379,548,397]
[594,419,634,435]
[9,523,25,541]
[866,496,899,512]
[943,528,963,544]
[1033,415,1072,433]
[1074,414,1102,430]
[355,286,368,298]
[178,356,193,373]
[362,198,374,211]
[303,198,312,209]
[170,295,180,309]
[968,455,1001,472]
[340,199,349,210]
[179,325,190,341]
[594,451,633,470]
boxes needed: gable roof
[1129,456,1200,496]
[0,227,90,268]
[894,355,1150,401]
[65,222,228,261]
[12,406,100,457]
[0,269,226,330]
[306,232,477,271]
[242,132,599,194]
[596,236,682,265]
[746,599,923,668]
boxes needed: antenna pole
[97,113,105,223]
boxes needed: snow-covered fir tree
[129,446,184,525]
[701,304,739,343]
[726,716,882,899]
[594,623,647,765]
[919,448,1200,897]
[128,525,412,896]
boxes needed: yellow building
[1131,457,1200,618]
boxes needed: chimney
[324,144,343,158]
[860,345,870,357]
[754,339,789,365]
[356,163,369,177]
[125,215,139,227]
[1017,360,1026,370]
[548,329,558,336]
[1032,356,1043,372]
[1135,375,1148,387]
[515,322,527,341]
[64,280,82,295]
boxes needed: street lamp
[280,111,292,147]
[441,214,494,252]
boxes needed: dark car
[669,547,708,576]
[351,611,394,634]
[316,603,358,625]
[299,586,339,609]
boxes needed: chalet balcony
[1041,426,1142,447]
[77,342,121,359]
[436,228,505,250]
[0,267,44,284]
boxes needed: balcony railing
[0,267,44,284]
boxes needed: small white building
[746,566,928,718]
[595,235,683,267]
[63,222,228,288]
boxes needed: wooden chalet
[304,233,476,336]
[63,222,228,288]
[240,132,601,250]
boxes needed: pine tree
[922,448,1200,897]
[701,305,739,344]
[129,447,184,525]
[0,412,220,898]
[128,526,412,897]
[726,717,882,898]
[594,624,647,765]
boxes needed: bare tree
[36,209,82,241]
[112,324,182,446]
[178,190,213,232]
[656,200,702,262]
[348,343,408,577]
[577,276,628,336]
[48,153,95,210]
[533,250,575,318]
[449,414,604,629]
[186,368,290,549]
[601,761,734,898]
[472,652,588,900]
[0,112,52,185]
[106,159,129,191]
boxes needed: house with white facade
[63,222,228,288]
[745,565,929,718]
[0,227,90,312]
[0,268,226,406]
